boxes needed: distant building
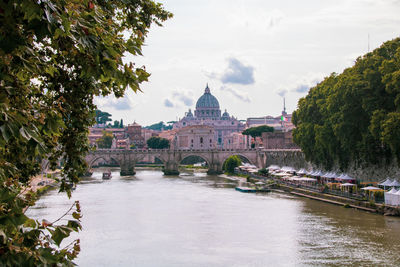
[173,84,245,147]
[126,122,145,148]
[262,130,299,149]
[88,122,146,149]
[223,132,248,149]
[112,137,130,149]
[141,128,159,147]
[246,98,294,132]
[174,125,216,150]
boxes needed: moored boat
[102,170,112,179]
[235,187,256,193]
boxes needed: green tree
[242,125,274,138]
[95,109,112,125]
[292,38,400,170]
[145,121,173,131]
[96,131,114,149]
[147,136,170,149]
[223,155,242,174]
[0,0,171,265]
[120,119,124,128]
[242,125,274,147]
[113,120,120,128]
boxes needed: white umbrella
[341,183,356,186]
[255,181,265,185]
[361,186,381,190]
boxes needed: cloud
[164,99,174,108]
[95,95,132,110]
[220,85,251,103]
[172,91,194,107]
[293,84,311,93]
[277,89,288,97]
[291,78,321,93]
[221,58,255,85]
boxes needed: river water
[27,169,400,266]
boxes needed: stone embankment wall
[265,150,400,182]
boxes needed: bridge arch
[221,154,255,167]
[88,156,120,169]
[179,155,210,168]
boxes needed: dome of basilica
[195,84,220,109]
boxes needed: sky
[95,0,400,126]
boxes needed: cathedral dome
[195,84,220,109]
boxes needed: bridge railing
[92,148,263,153]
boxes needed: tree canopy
[147,136,170,149]
[95,109,112,125]
[96,131,113,149]
[242,125,274,137]
[0,0,171,265]
[223,155,242,174]
[292,38,400,170]
[145,121,173,131]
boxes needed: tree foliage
[0,0,171,265]
[146,136,170,149]
[223,155,242,174]
[95,109,112,125]
[96,131,113,149]
[144,121,173,131]
[242,125,274,138]
[292,38,400,170]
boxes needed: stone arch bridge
[85,148,303,175]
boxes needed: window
[210,139,212,143]
[191,139,193,143]
[200,137,203,143]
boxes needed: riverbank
[226,172,400,216]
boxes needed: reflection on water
[27,169,400,267]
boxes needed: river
[27,169,400,266]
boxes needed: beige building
[262,130,299,149]
[224,132,248,149]
[173,85,245,147]
[174,125,216,150]
[141,128,158,146]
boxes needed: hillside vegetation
[292,38,400,170]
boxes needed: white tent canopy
[281,166,296,173]
[337,174,354,181]
[389,179,400,187]
[267,165,280,170]
[379,178,393,186]
[385,188,400,206]
[297,168,307,175]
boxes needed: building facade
[173,84,245,148]
[261,130,299,149]
[173,125,216,150]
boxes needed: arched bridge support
[162,150,180,175]
[207,151,223,175]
